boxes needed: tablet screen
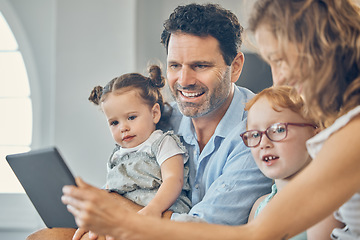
[6,147,78,228]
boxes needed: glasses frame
[240,122,317,148]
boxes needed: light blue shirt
[170,85,272,225]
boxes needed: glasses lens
[242,131,261,147]
[267,123,287,141]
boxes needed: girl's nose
[259,134,273,149]
[120,123,129,133]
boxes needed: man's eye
[110,121,119,126]
[169,64,180,69]
[128,116,136,120]
[194,64,208,69]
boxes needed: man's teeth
[181,91,202,97]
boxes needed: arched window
[0,11,32,193]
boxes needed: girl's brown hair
[89,65,172,129]
[248,0,360,127]
[245,85,318,127]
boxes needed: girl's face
[255,24,303,92]
[247,97,315,181]
[101,89,161,148]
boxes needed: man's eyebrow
[167,60,214,65]
[167,60,178,64]
[191,60,214,65]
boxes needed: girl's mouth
[122,135,135,142]
[262,155,279,163]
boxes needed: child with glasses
[241,86,318,240]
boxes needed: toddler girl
[88,65,191,217]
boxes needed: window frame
[0,0,43,231]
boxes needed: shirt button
[195,184,199,189]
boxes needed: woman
[61,0,360,239]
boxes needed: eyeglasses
[240,122,317,148]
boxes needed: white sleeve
[155,135,187,166]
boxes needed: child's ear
[152,103,161,124]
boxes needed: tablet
[6,147,78,229]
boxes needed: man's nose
[178,67,196,86]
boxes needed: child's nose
[120,123,129,132]
[259,134,273,149]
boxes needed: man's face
[166,33,233,118]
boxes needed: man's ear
[230,52,245,83]
[152,103,161,124]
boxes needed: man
[160,3,271,224]
[28,3,271,240]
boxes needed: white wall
[54,0,137,187]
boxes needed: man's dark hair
[161,3,243,66]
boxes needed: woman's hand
[72,228,89,240]
[62,177,128,238]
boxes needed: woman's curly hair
[249,0,360,127]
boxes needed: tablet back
[6,147,78,228]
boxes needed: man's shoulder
[234,85,255,102]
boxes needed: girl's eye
[128,116,137,121]
[251,132,261,139]
[275,126,286,133]
[110,121,119,126]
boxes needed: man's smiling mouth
[179,90,205,98]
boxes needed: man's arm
[186,156,271,225]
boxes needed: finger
[61,193,86,209]
[76,177,94,189]
[62,183,95,201]
[73,228,88,240]
[89,231,99,239]
[66,203,81,217]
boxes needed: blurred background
[0,0,272,238]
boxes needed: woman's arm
[307,214,345,240]
[138,154,184,217]
[248,195,267,222]
[63,116,360,240]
